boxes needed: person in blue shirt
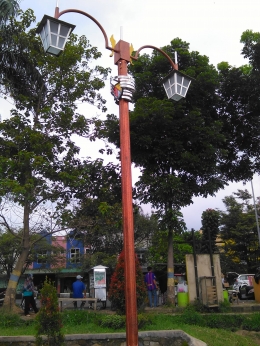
[145,266,158,308]
[72,275,86,309]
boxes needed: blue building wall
[33,232,52,269]
[66,233,84,268]
[31,232,85,270]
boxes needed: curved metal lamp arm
[132,45,178,70]
[54,7,115,52]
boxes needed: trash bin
[177,292,188,307]
[223,290,228,302]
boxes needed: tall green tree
[219,189,260,272]
[200,209,220,254]
[96,38,226,304]
[0,9,110,311]
[95,36,260,303]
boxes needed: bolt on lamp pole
[36,7,193,345]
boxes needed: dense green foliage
[97,36,260,210]
[67,202,159,271]
[94,35,260,304]
[0,7,111,309]
[219,189,260,273]
[0,0,20,22]
[2,307,260,333]
[200,209,220,254]
[35,278,64,346]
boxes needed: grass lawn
[0,310,260,345]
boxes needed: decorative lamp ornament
[161,70,192,101]
[36,15,75,56]
[110,75,135,104]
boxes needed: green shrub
[100,314,125,329]
[204,314,238,330]
[137,313,152,328]
[218,300,231,313]
[242,312,260,331]
[181,308,205,326]
[62,310,96,325]
[97,313,152,330]
[35,278,64,346]
[0,312,29,327]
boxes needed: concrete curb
[0,330,207,346]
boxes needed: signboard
[94,269,106,288]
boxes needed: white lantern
[162,70,192,101]
[36,15,75,56]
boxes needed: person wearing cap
[72,275,86,309]
[23,274,38,316]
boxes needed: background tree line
[0,0,260,309]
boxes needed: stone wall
[0,330,207,346]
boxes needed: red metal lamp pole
[54,8,139,343]
[113,40,138,345]
[38,8,188,345]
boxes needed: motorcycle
[238,284,254,300]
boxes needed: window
[70,248,80,263]
[37,251,47,264]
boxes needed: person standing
[72,275,86,310]
[145,266,158,308]
[23,274,38,316]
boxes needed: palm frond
[0,0,21,22]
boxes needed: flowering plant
[108,251,147,314]
[35,277,64,346]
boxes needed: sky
[1,0,260,231]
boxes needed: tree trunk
[167,228,175,305]
[3,201,30,311]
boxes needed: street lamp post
[36,6,192,346]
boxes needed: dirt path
[235,330,260,345]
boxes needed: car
[233,274,255,290]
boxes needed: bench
[58,298,98,311]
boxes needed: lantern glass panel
[177,74,182,84]
[181,87,187,96]
[169,74,175,84]
[50,21,59,34]
[183,78,190,87]
[51,34,57,46]
[58,36,66,49]
[60,25,71,37]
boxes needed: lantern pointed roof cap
[35,14,76,34]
